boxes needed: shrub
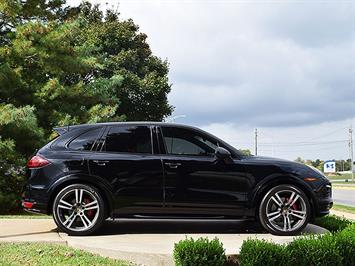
[239,239,285,266]
[173,237,226,266]
[286,233,342,266]
[314,215,352,232]
[336,223,355,266]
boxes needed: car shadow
[93,219,266,236]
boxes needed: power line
[259,140,347,147]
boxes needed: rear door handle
[164,162,181,169]
[93,160,109,166]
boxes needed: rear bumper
[22,185,49,214]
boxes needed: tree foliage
[0,0,173,213]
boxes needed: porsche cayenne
[22,122,333,236]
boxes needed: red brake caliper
[84,198,94,217]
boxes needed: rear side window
[104,126,152,154]
[68,128,102,151]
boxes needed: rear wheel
[52,184,105,236]
[259,184,310,235]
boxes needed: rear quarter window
[68,128,102,151]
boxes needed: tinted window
[104,126,152,154]
[68,128,102,151]
[161,127,218,156]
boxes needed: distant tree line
[295,157,353,172]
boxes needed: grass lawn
[328,173,354,181]
[0,243,131,266]
[332,203,355,214]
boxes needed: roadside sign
[324,160,336,173]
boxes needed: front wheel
[259,184,310,235]
[52,184,105,236]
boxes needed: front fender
[248,174,316,211]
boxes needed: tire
[258,184,310,236]
[52,184,105,236]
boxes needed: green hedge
[239,216,354,266]
[286,234,342,266]
[173,237,226,266]
[336,223,355,266]
[173,216,354,266]
[314,215,352,232]
[238,239,285,266]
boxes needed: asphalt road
[332,188,355,207]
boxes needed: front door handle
[164,162,181,169]
[93,160,109,166]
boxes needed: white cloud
[67,0,355,160]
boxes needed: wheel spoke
[267,210,280,218]
[269,213,281,221]
[271,196,282,207]
[292,209,306,214]
[287,215,292,230]
[59,199,73,208]
[287,192,295,205]
[75,189,83,204]
[84,200,98,208]
[79,189,83,204]
[82,214,92,226]
[275,193,284,205]
[58,204,72,210]
[289,194,300,207]
[63,212,77,228]
[85,204,99,211]
[283,215,287,231]
[290,211,306,220]
[79,215,89,228]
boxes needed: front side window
[68,128,102,151]
[161,127,218,156]
[104,126,152,154]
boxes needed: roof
[53,122,197,135]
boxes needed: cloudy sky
[69,0,354,161]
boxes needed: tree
[0,1,173,213]
[295,157,305,164]
[76,2,173,121]
[239,149,252,156]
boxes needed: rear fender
[47,174,115,217]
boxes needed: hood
[241,155,327,180]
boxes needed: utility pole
[255,128,258,156]
[349,126,354,182]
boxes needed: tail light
[27,155,50,169]
[22,201,34,209]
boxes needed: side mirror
[214,147,233,164]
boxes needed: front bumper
[314,182,333,217]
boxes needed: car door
[158,125,250,217]
[88,125,164,217]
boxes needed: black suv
[23,122,332,236]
